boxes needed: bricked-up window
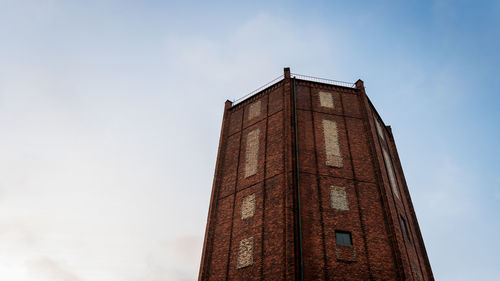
[244,128,260,178]
[375,118,386,141]
[319,91,334,108]
[247,100,261,120]
[382,147,400,199]
[236,237,254,269]
[330,186,349,211]
[401,216,410,242]
[335,231,352,246]
[241,193,256,219]
[322,119,343,168]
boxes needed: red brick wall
[360,80,434,281]
[294,80,397,280]
[198,73,434,281]
[199,79,298,281]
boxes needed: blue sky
[0,0,499,280]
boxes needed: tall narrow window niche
[322,119,343,168]
[244,128,260,178]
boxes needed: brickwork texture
[198,68,434,281]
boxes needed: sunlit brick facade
[199,68,434,280]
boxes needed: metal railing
[291,73,356,88]
[232,74,284,105]
[232,72,356,105]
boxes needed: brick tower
[198,68,434,281]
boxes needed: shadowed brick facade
[199,68,434,281]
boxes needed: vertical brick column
[198,100,233,281]
[356,79,405,280]
[282,67,299,281]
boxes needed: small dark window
[401,216,410,241]
[335,231,352,246]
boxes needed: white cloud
[0,10,339,281]
[26,257,85,281]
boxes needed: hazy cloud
[26,257,84,281]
